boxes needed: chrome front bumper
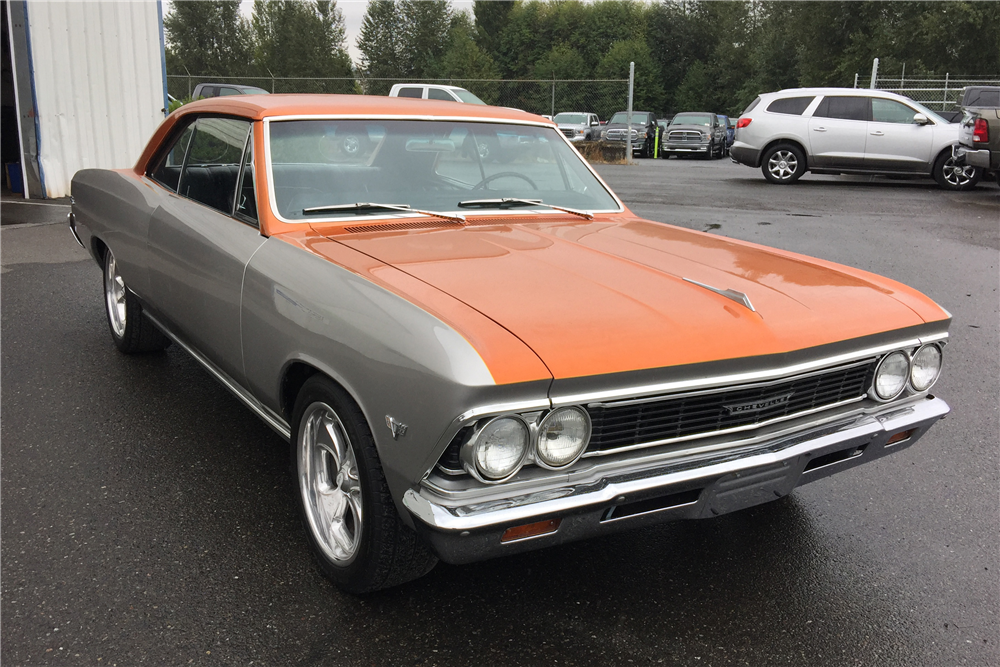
[663,143,710,153]
[404,396,949,564]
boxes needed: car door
[145,116,266,385]
[865,97,935,172]
[807,96,870,168]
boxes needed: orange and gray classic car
[70,95,950,593]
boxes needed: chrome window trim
[262,114,626,225]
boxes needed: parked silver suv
[731,87,981,190]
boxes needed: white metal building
[3,0,167,199]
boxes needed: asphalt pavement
[2,161,998,666]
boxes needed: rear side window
[428,88,454,101]
[742,97,761,115]
[766,96,814,115]
[149,124,195,192]
[177,118,252,215]
[396,87,423,98]
[814,96,870,121]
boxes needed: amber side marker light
[887,429,917,446]
[501,519,562,543]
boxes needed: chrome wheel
[298,402,363,565]
[104,251,127,338]
[767,150,798,180]
[940,156,976,187]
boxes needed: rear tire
[291,375,437,594]
[761,144,806,184]
[933,152,981,191]
[102,248,171,353]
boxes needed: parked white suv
[731,87,982,190]
[388,83,486,104]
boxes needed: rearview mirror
[913,113,930,125]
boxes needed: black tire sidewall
[761,144,806,184]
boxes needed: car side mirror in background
[913,113,930,125]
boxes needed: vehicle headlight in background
[874,351,910,400]
[536,407,592,468]
[910,344,943,392]
[469,416,529,480]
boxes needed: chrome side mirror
[913,113,930,125]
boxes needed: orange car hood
[326,217,947,380]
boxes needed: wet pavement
[2,161,997,665]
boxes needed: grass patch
[577,141,627,164]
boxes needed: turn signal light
[736,118,752,129]
[887,428,917,445]
[973,118,989,143]
[501,518,561,543]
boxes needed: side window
[234,133,258,225]
[397,87,423,99]
[814,96,870,122]
[177,117,252,215]
[149,123,195,192]
[871,98,920,124]
[427,88,453,101]
[219,87,241,96]
[766,96,815,115]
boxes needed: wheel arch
[760,137,809,168]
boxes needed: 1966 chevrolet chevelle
[71,95,950,593]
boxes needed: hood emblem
[724,392,794,414]
[683,278,756,313]
[385,416,408,440]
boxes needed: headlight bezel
[460,414,531,483]
[909,343,943,392]
[871,350,911,401]
[534,406,593,470]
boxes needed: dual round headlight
[873,345,943,400]
[464,407,592,482]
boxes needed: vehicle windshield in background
[267,120,619,220]
[672,114,712,126]
[453,89,487,104]
[900,96,948,124]
[554,113,588,124]
[608,112,649,124]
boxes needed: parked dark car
[602,111,657,158]
[954,86,1000,179]
[192,82,270,98]
[661,112,728,159]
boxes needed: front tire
[933,152,981,191]
[102,248,170,353]
[291,375,437,594]
[761,144,806,184]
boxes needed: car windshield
[901,96,947,124]
[608,112,649,124]
[267,119,619,221]
[554,113,588,124]
[672,114,712,126]
[452,89,486,105]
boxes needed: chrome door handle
[870,131,884,136]
[813,127,827,132]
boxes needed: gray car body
[662,113,727,157]
[70,168,551,528]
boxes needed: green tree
[399,0,453,79]
[596,39,664,114]
[472,0,513,62]
[357,0,405,94]
[252,0,353,93]
[164,0,253,91]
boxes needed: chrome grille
[585,360,877,453]
[605,128,638,142]
[668,130,704,142]
[560,128,575,138]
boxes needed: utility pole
[626,62,634,165]
[870,58,879,89]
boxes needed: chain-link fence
[860,74,1000,111]
[166,75,630,122]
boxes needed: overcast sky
[173,0,476,64]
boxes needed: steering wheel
[472,172,538,190]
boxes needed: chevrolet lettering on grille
[723,392,794,414]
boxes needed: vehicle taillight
[737,118,752,129]
[973,118,989,143]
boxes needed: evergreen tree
[164,1,253,80]
[472,0,513,63]
[399,0,453,79]
[357,0,404,94]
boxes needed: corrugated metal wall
[25,0,165,198]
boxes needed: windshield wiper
[457,197,594,220]
[302,202,466,224]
